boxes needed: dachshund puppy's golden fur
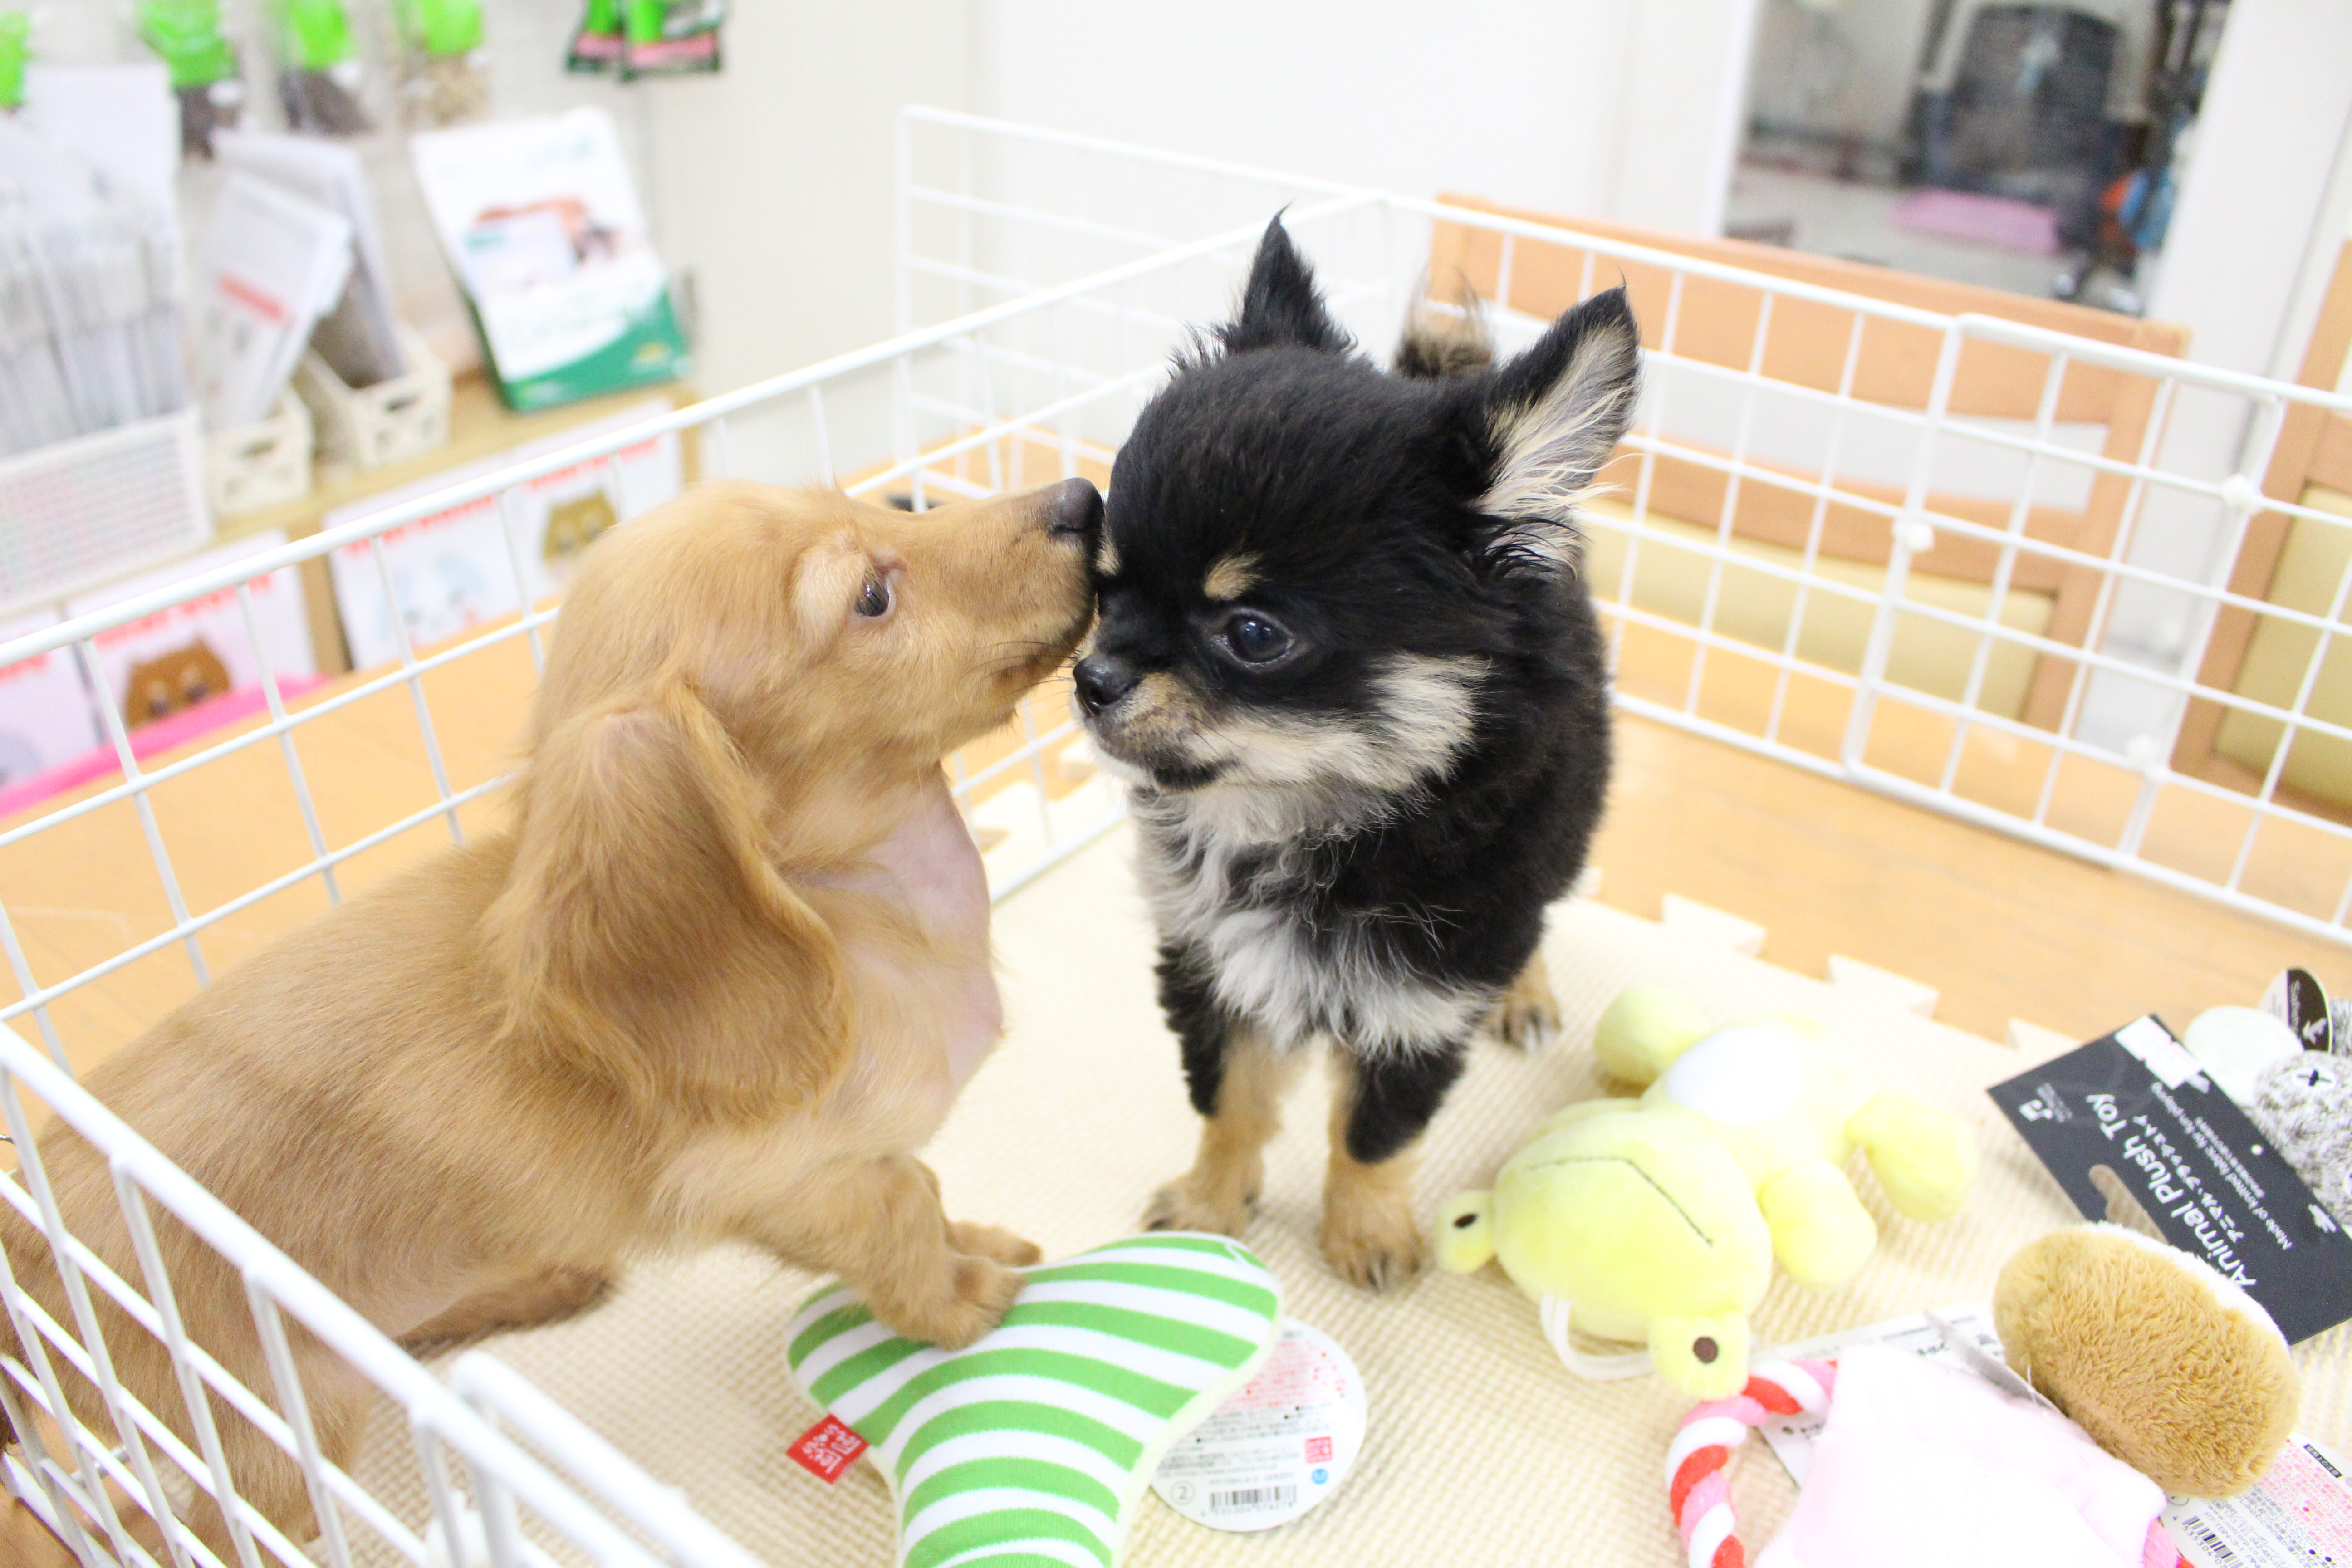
[1,476,1099,1552]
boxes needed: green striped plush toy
[786,1234,1283,1568]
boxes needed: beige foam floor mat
[352,826,2352,1566]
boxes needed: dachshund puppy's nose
[1046,477,1103,541]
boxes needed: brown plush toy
[1994,1223,2299,1497]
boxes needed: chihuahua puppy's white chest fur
[1133,795,1489,1055]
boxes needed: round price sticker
[1152,1318,1366,1532]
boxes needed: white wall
[2148,0,2352,384]
[642,0,968,399]
[1607,0,1763,234]
[622,0,1766,399]
[612,0,2352,447]
[964,0,1756,235]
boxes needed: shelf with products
[214,370,699,675]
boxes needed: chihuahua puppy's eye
[1219,611,1294,666]
[854,574,892,618]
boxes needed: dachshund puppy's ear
[486,681,850,1117]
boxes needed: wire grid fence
[899,106,2352,946]
[0,119,1320,1568]
[0,104,2348,1567]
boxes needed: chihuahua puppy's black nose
[1073,653,1139,713]
[1046,477,1103,540]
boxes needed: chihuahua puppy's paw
[949,1220,1043,1267]
[1489,960,1562,1051]
[1321,1189,1427,1294]
[1491,991,1560,1051]
[1142,1174,1256,1238]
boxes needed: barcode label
[2183,1520,2237,1564]
[1150,1318,1366,1534]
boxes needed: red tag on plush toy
[789,1415,868,1482]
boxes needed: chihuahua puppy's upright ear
[485,681,851,1120]
[1468,285,1642,573]
[1214,215,1355,357]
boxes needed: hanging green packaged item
[0,11,29,112]
[392,0,488,127]
[137,1,247,157]
[565,0,625,74]
[621,0,724,78]
[270,0,371,136]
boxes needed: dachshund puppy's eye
[854,575,892,618]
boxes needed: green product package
[137,0,237,87]
[393,0,487,126]
[279,0,354,70]
[137,0,248,156]
[472,289,690,412]
[565,0,625,74]
[0,11,29,112]
[398,0,483,58]
[621,0,723,78]
[271,0,371,135]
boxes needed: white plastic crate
[203,395,313,519]
[0,412,211,620]
[295,328,453,473]
[1,108,2349,1567]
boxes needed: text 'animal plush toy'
[1440,986,1975,1397]
[787,1234,1282,1568]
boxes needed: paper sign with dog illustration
[0,608,103,791]
[65,531,318,734]
[326,401,682,671]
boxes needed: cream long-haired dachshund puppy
[1,475,1101,1552]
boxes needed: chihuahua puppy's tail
[1395,271,1495,380]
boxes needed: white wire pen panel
[0,130,1248,1561]
[2,103,2351,1568]
[904,107,2352,946]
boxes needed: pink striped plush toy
[1665,1347,2186,1568]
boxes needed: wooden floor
[1591,617,2349,1041]
[1592,712,2341,1043]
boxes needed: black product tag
[1989,1015,2352,1345]
[2261,968,2336,1053]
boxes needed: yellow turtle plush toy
[1439,985,1976,1397]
